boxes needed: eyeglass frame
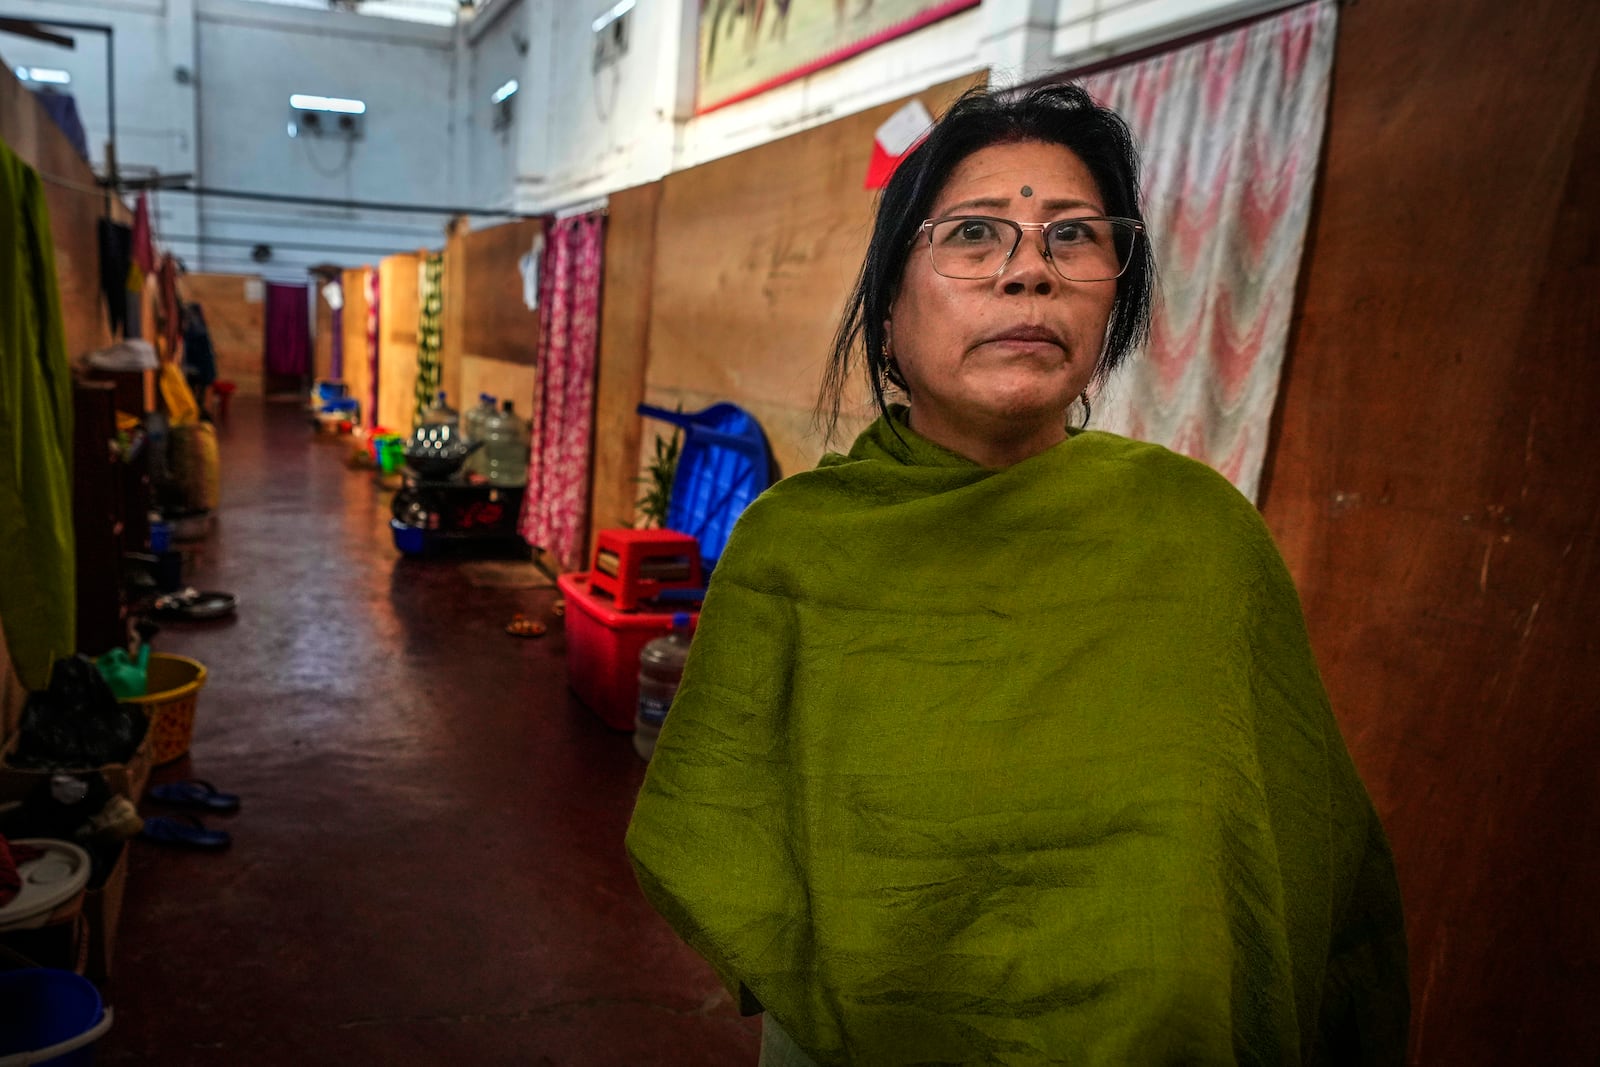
[914,214,1147,283]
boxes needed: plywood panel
[441,227,466,413]
[183,273,265,394]
[340,268,372,427]
[312,283,335,383]
[458,355,536,422]
[1257,0,1600,1060]
[460,217,542,366]
[0,66,128,362]
[590,181,661,548]
[644,75,981,481]
[377,252,421,433]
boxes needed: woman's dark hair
[816,83,1154,440]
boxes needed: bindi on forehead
[1021,185,1033,198]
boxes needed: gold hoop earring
[1070,391,1091,430]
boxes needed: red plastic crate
[557,571,699,731]
[589,528,703,611]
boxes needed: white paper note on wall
[244,278,265,303]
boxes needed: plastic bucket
[117,653,207,765]
[0,969,113,1066]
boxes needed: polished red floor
[100,397,758,1065]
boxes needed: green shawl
[627,411,1407,1065]
[0,138,74,690]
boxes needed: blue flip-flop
[147,778,241,813]
[141,815,232,851]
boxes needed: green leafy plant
[635,424,682,529]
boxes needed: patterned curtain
[413,253,444,428]
[1082,0,1337,502]
[364,267,380,430]
[519,212,605,571]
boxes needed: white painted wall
[496,0,1292,215]
[2,0,472,280]
[2,0,1297,271]
[0,0,202,261]
[460,0,524,211]
[193,0,459,277]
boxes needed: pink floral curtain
[1082,0,1338,501]
[519,211,605,570]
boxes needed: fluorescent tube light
[289,94,367,115]
[591,0,635,34]
[491,78,519,104]
[18,67,72,85]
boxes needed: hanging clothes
[0,139,75,691]
[96,219,132,337]
[155,254,181,363]
[412,253,443,428]
[131,192,156,278]
[518,213,601,572]
[30,90,90,163]
[364,268,380,429]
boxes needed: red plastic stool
[212,380,236,420]
[590,528,702,611]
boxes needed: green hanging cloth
[412,253,444,428]
[0,137,75,690]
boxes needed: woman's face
[886,139,1118,466]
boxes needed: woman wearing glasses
[628,84,1408,1066]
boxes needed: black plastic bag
[9,654,149,769]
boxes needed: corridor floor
[100,397,759,1065]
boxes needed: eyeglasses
[916,215,1145,282]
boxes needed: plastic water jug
[483,399,530,487]
[462,394,497,477]
[634,614,693,761]
[420,390,458,430]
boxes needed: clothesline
[33,168,106,198]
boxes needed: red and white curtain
[1083,0,1338,501]
[519,211,605,571]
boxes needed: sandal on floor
[506,614,546,638]
[151,588,239,621]
[141,814,232,851]
[147,778,241,814]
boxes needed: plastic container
[0,841,91,933]
[374,434,407,474]
[117,653,207,765]
[636,402,775,572]
[419,391,458,430]
[462,394,497,477]
[483,400,530,488]
[0,969,113,1066]
[557,572,698,731]
[634,614,693,761]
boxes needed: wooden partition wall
[0,65,125,361]
[589,182,662,548]
[444,218,541,419]
[183,272,265,394]
[1258,0,1599,1061]
[634,74,982,487]
[375,252,421,433]
[312,280,335,384]
[339,268,371,425]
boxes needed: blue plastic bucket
[0,969,112,1066]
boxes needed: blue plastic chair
[637,402,776,575]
